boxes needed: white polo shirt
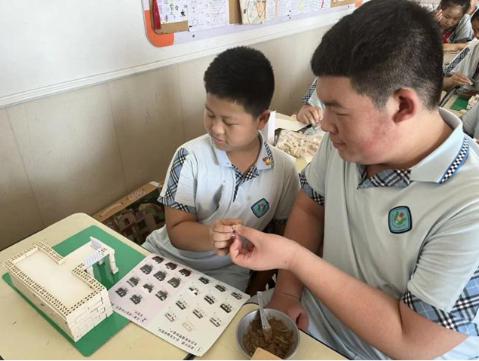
[143,133,300,291]
[462,101,479,138]
[451,41,479,92]
[300,108,479,359]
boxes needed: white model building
[4,237,118,342]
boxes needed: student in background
[142,46,299,292]
[296,78,323,125]
[229,1,479,359]
[436,0,473,50]
[443,37,479,90]
[461,100,479,140]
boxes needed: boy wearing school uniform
[443,38,479,89]
[142,46,300,292]
[228,1,479,359]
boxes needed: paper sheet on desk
[262,111,307,144]
[108,254,248,356]
[274,112,308,131]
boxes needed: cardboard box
[93,181,164,245]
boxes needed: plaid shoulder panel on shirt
[158,147,196,214]
[301,78,318,104]
[402,267,479,336]
[439,136,470,184]
[299,171,325,206]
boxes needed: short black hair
[439,0,470,14]
[204,46,274,117]
[311,0,443,109]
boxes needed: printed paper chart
[108,254,248,356]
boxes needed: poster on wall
[188,0,230,32]
[239,0,276,24]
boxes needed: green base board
[2,225,145,356]
[451,95,469,111]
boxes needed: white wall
[0,2,340,249]
[0,0,351,107]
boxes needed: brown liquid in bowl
[242,315,294,358]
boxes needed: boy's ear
[256,110,270,130]
[391,88,419,124]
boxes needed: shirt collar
[358,108,470,188]
[211,132,275,171]
[409,108,469,184]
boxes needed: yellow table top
[0,212,187,360]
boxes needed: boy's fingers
[221,218,242,226]
[213,224,235,234]
[214,240,231,249]
[211,231,233,242]
[236,225,261,245]
[216,248,229,256]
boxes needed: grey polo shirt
[143,133,300,291]
[300,108,479,359]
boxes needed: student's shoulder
[176,134,213,155]
[451,139,479,196]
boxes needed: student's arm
[268,191,325,330]
[164,206,213,251]
[284,246,466,359]
[230,226,466,359]
[443,42,468,52]
[443,72,473,89]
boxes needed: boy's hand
[229,225,299,271]
[296,104,322,125]
[209,218,242,256]
[449,73,473,87]
[434,9,443,23]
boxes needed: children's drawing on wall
[188,0,229,32]
[240,0,270,24]
[157,0,188,23]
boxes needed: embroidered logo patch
[388,206,412,234]
[251,198,270,218]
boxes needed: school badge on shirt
[251,198,270,218]
[388,206,412,234]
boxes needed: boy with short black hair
[142,46,299,292]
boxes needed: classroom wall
[0,26,329,250]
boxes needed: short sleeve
[272,157,300,221]
[300,134,332,206]
[462,103,479,138]
[158,147,197,214]
[451,42,479,78]
[401,201,479,336]
[302,78,318,104]
[451,15,474,43]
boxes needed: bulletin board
[142,0,361,48]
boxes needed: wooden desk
[197,303,346,360]
[0,212,187,360]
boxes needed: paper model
[4,237,118,342]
